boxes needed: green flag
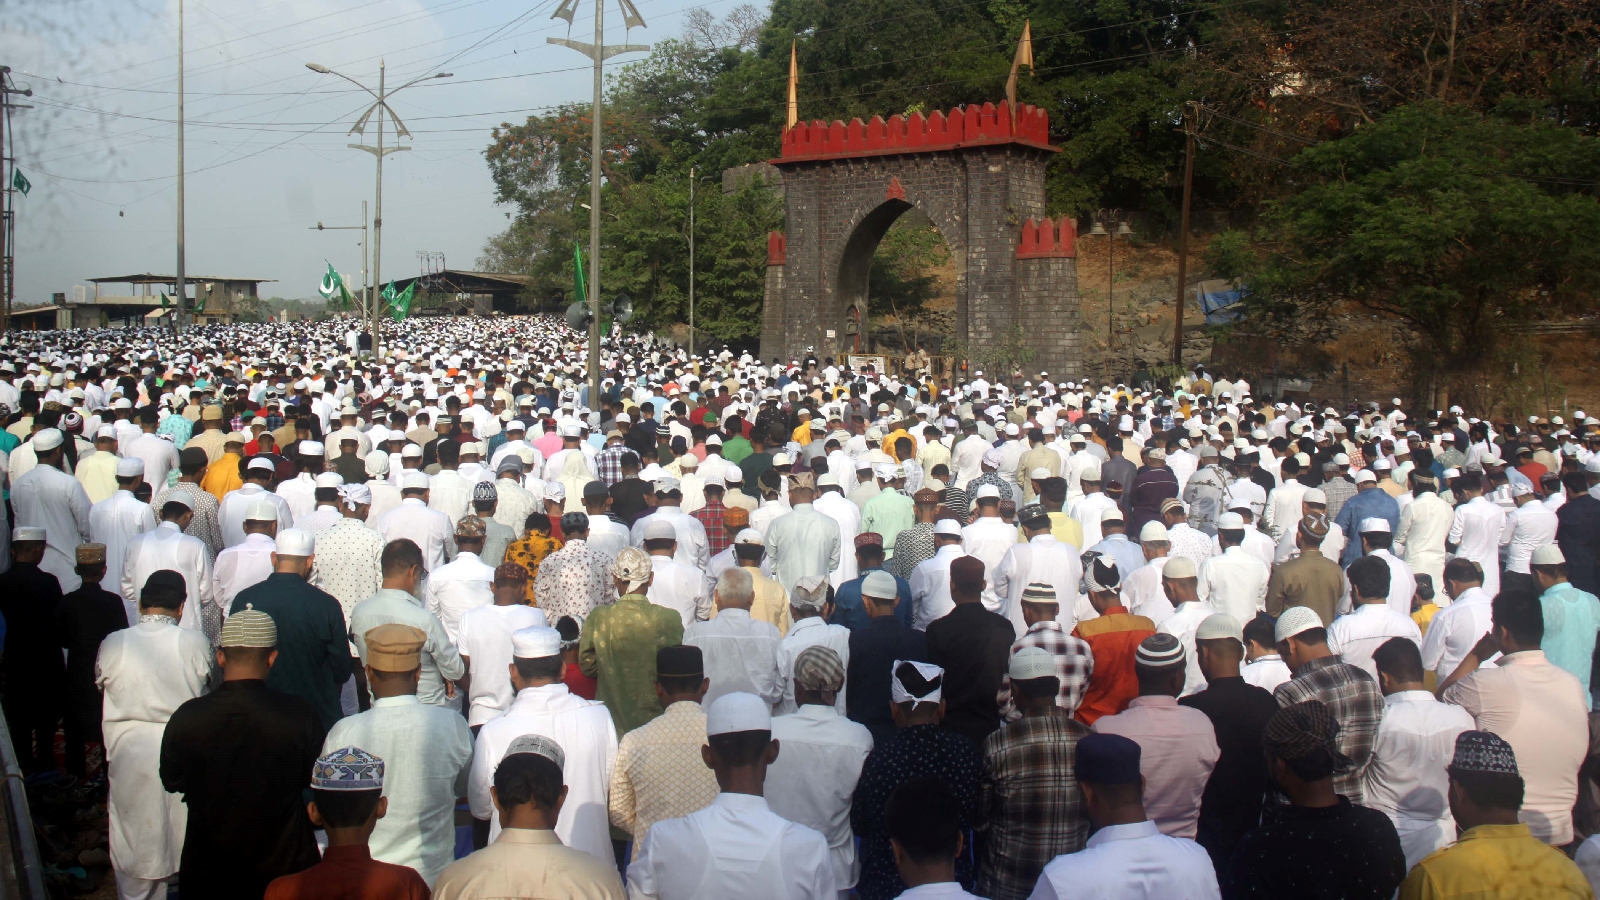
[382,280,415,321]
[11,169,29,197]
[193,294,206,314]
[159,292,171,309]
[318,262,353,311]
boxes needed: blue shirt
[1081,533,1147,591]
[1541,581,1600,709]
[830,566,912,631]
[1333,487,1400,567]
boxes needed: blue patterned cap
[1450,730,1519,776]
[312,746,384,791]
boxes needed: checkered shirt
[1273,655,1383,805]
[997,621,1094,722]
[595,444,632,487]
[977,710,1092,900]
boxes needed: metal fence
[0,715,45,899]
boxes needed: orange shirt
[1072,607,1155,725]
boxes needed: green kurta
[231,572,355,735]
[578,593,685,735]
[861,488,915,559]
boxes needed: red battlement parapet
[1016,217,1077,259]
[778,101,1056,162]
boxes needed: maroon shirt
[263,845,430,900]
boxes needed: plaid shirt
[1320,475,1358,523]
[595,444,632,487]
[1273,655,1383,805]
[692,498,731,557]
[887,522,935,580]
[977,710,1092,900]
[997,622,1094,722]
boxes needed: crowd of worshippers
[0,315,1598,899]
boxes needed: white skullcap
[653,475,680,493]
[96,425,116,439]
[1532,545,1565,566]
[734,528,764,546]
[365,450,390,476]
[314,472,345,489]
[706,691,772,736]
[275,528,315,556]
[874,463,898,480]
[247,457,277,474]
[116,457,146,477]
[1100,507,1125,523]
[1195,613,1244,643]
[511,625,562,659]
[1353,469,1378,484]
[298,441,325,455]
[1358,517,1392,534]
[401,443,423,459]
[12,526,45,542]
[933,519,962,537]
[643,519,677,541]
[31,429,63,451]
[973,484,1002,500]
[1216,512,1245,530]
[1031,466,1055,480]
[1081,465,1102,482]
[862,569,899,600]
[1510,481,1533,498]
[1139,521,1169,542]
[1303,487,1327,504]
[402,471,431,490]
[1275,605,1324,642]
[1008,646,1057,681]
[162,492,194,511]
[245,500,280,522]
[1162,556,1197,579]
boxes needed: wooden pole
[1172,102,1196,368]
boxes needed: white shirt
[121,522,212,633]
[323,695,475,887]
[456,603,549,727]
[586,512,632,560]
[1157,601,1217,697]
[378,498,456,571]
[1362,690,1475,871]
[1071,493,1117,549]
[469,683,618,854]
[213,532,276,612]
[96,617,215,880]
[910,544,965,630]
[90,490,157,615]
[1197,546,1269,626]
[1500,501,1558,575]
[1396,492,1453,582]
[1273,521,1346,564]
[961,516,1019,618]
[1327,602,1423,681]
[811,491,861,588]
[126,432,180,491]
[1122,557,1174,626]
[765,503,843,595]
[632,505,712,572]
[423,550,495,642]
[1029,820,1220,900]
[294,503,345,536]
[1420,586,1494,679]
[428,469,474,527]
[647,554,712,627]
[952,435,990,489]
[1241,654,1292,693]
[685,609,784,708]
[217,483,293,548]
[275,472,318,522]
[1263,481,1308,539]
[775,617,852,715]
[627,792,837,900]
[765,706,874,890]
[1449,496,1507,597]
[12,460,94,593]
[992,534,1085,634]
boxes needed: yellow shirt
[1400,823,1593,900]
[712,567,792,633]
[200,452,243,501]
[792,420,814,446]
[1412,602,1440,635]
[883,428,914,461]
[1036,511,1084,550]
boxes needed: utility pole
[0,67,32,337]
[548,0,649,408]
[309,200,368,318]
[1172,101,1196,368]
[688,166,695,359]
[307,61,451,358]
[175,0,186,334]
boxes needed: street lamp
[547,0,650,407]
[305,61,451,358]
[1088,209,1132,366]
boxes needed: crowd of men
[1,312,1599,899]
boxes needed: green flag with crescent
[382,280,415,321]
[318,262,354,311]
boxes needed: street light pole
[176,0,185,334]
[548,0,650,408]
[1172,102,1196,368]
[689,166,694,360]
[306,61,451,359]
[1089,208,1131,373]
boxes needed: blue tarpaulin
[1197,282,1247,324]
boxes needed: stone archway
[761,100,1083,377]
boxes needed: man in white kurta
[810,479,860,588]
[91,463,159,612]
[961,486,1019,621]
[96,575,214,900]
[1448,480,1507,598]
[121,499,214,634]
[992,506,1086,634]
[1196,513,1271,626]
[217,460,293,548]
[12,429,94,593]
[1395,481,1452,584]
[630,480,711,572]
[469,626,618,860]
[212,504,278,613]
[764,479,842,595]
[377,478,456,572]
[422,520,496,642]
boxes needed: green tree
[1207,102,1600,400]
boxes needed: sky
[2,0,748,304]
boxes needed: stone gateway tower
[761,100,1083,378]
